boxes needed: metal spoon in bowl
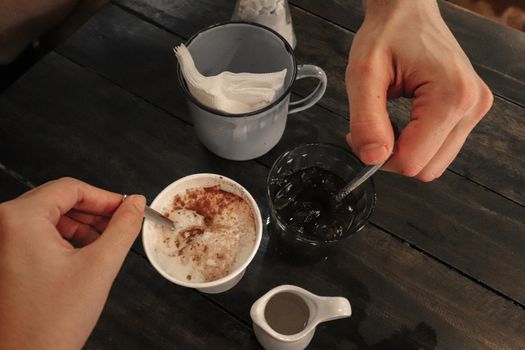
[122,195,176,230]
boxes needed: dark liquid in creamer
[273,167,356,241]
[264,292,309,335]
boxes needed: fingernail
[359,143,389,164]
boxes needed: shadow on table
[368,323,437,350]
[265,227,438,350]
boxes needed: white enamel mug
[177,22,327,161]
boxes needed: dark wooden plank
[473,63,525,108]
[0,50,269,252]
[106,0,525,205]
[1,49,524,349]
[0,169,29,202]
[113,0,525,108]
[290,0,525,107]
[54,4,525,303]
[58,3,189,123]
[373,171,525,299]
[112,0,234,37]
[216,225,525,350]
[87,251,258,349]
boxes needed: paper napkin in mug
[174,44,287,114]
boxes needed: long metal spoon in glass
[335,122,399,203]
[334,161,387,202]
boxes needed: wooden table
[1,1,524,348]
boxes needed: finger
[345,133,353,150]
[414,83,493,181]
[18,177,122,225]
[412,125,464,181]
[89,195,146,267]
[383,84,464,176]
[56,215,100,246]
[346,53,395,164]
[66,209,110,233]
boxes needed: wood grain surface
[0,49,524,348]
[108,0,525,205]
[52,4,525,303]
[1,1,524,349]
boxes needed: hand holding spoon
[335,121,400,203]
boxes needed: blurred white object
[233,0,296,48]
[174,44,287,114]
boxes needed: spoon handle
[144,206,176,230]
[335,161,384,202]
[335,120,400,202]
[122,195,176,230]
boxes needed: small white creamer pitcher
[250,285,352,350]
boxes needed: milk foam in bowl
[142,174,263,294]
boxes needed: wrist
[364,0,439,22]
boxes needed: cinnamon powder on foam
[160,186,256,282]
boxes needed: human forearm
[364,0,440,22]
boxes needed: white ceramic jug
[250,285,352,350]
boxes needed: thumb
[346,57,394,164]
[89,194,146,268]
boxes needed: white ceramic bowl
[142,173,263,293]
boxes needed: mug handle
[288,64,327,114]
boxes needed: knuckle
[44,177,83,201]
[350,116,384,129]
[451,78,477,113]
[55,177,81,187]
[348,48,382,78]
[481,83,494,107]
[345,62,353,82]
[348,58,375,79]
[129,204,143,219]
[476,83,494,119]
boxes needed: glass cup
[267,143,376,261]
[177,22,327,161]
[232,0,297,48]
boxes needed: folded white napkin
[174,44,287,114]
